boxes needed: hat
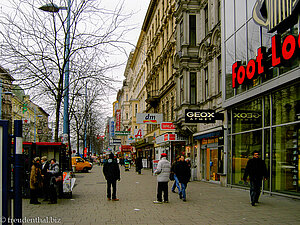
[33,157,40,162]
[161,153,167,157]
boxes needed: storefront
[222,0,300,197]
[194,129,224,182]
[155,133,187,163]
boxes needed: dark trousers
[250,180,262,203]
[43,179,50,200]
[49,184,57,203]
[157,182,168,202]
[30,189,39,203]
[107,180,117,199]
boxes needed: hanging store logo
[185,110,216,123]
[232,33,300,88]
[136,113,163,124]
[253,0,299,33]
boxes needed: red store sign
[160,122,176,130]
[232,33,300,88]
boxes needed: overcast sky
[102,0,151,112]
[1,0,151,117]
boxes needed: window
[171,97,174,121]
[180,76,184,103]
[126,113,128,120]
[204,5,208,35]
[166,101,169,122]
[180,21,184,47]
[162,104,165,121]
[217,56,222,93]
[189,15,196,46]
[204,68,209,100]
[190,72,197,104]
[135,104,138,116]
[218,0,221,22]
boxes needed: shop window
[232,130,262,186]
[272,84,300,126]
[232,98,263,133]
[272,124,300,195]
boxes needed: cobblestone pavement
[22,165,300,225]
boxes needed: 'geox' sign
[253,0,299,33]
[233,111,262,124]
[185,110,223,123]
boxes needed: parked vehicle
[72,157,92,172]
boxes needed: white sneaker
[153,201,162,204]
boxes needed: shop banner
[115,109,121,131]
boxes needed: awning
[193,126,223,140]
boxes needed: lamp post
[39,0,71,144]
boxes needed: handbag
[169,172,174,181]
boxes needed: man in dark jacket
[103,153,120,201]
[174,156,191,202]
[136,157,143,174]
[243,151,268,206]
[41,156,50,201]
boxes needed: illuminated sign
[232,33,300,88]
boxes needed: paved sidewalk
[22,165,300,225]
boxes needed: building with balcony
[173,0,224,182]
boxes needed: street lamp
[39,0,71,144]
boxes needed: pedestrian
[174,155,191,202]
[243,151,268,206]
[29,157,42,204]
[103,153,120,201]
[41,156,50,201]
[153,153,171,204]
[48,158,60,204]
[136,156,143,174]
[171,155,181,193]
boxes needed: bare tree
[0,0,133,141]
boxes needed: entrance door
[205,148,220,181]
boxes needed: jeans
[172,174,181,193]
[250,179,262,203]
[107,180,117,199]
[179,183,187,200]
[157,182,168,202]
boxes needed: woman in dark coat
[30,157,42,204]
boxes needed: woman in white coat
[153,153,171,204]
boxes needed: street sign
[115,131,131,136]
[110,138,121,145]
